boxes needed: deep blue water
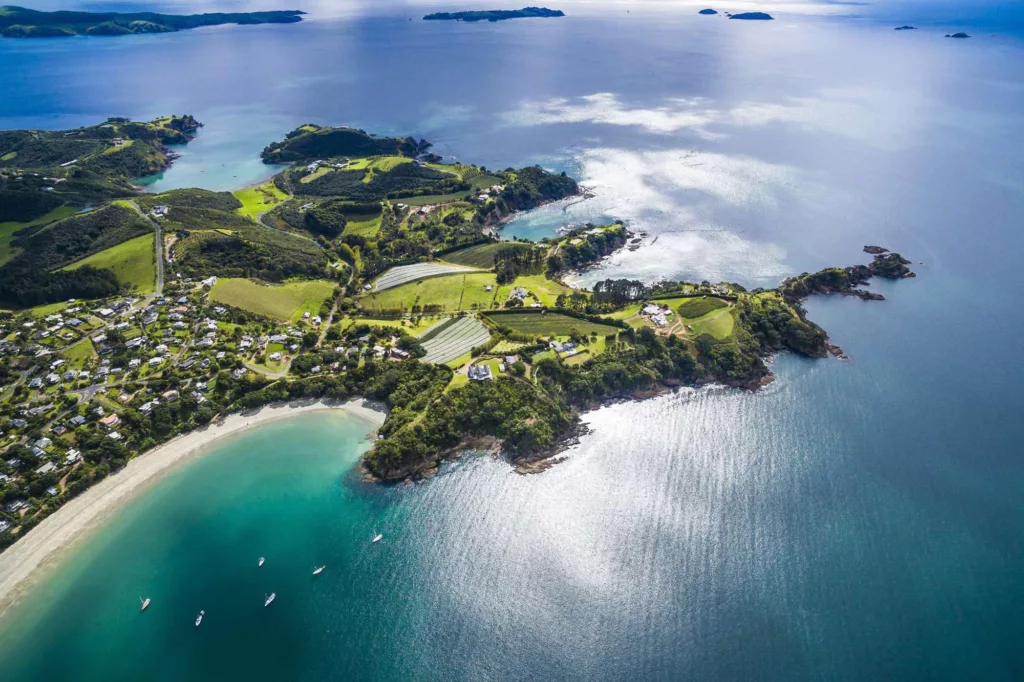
[1,2,1024,680]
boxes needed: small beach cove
[0,399,385,621]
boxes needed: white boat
[372,533,383,543]
[312,565,325,576]
[195,610,204,627]
[258,557,265,567]
[264,593,276,607]
[140,597,151,612]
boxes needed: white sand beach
[0,399,385,615]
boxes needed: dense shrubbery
[493,243,545,283]
[0,186,64,222]
[0,204,151,306]
[260,126,424,164]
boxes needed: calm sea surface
[1,2,1023,680]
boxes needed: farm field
[440,242,507,268]
[363,272,504,313]
[233,182,288,220]
[61,233,156,293]
[210,278,335,322]
[0,205,78,266]
[486,311,622,338]
[420,317,491,364]
[373,262,480,292]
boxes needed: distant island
[0,5,304,38]
[729,12,774,21]
[945,32,971,39]
[894,25,917,30]
[698,9,718,15]
[423,7,564,22]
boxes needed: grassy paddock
[441,242,508,268]
[363,272,503,312]
[486,311,622,338]
[677,297,730,319]
[61,233,156,293]
[210,278,335,321]
[234,182,288,221]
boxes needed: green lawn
[485,311,622,338]
[676,297,730,319]
[61,339,96,369]
[28,301,71,318]
[687,309,735,340]
[210,278,335,322]
[510,274,576,306]
[0,205,77,266]
[342,213,382,238]
[61,234,156,293]
[441,242,509,268]
[362,272,504,313]
[233,182,288,221]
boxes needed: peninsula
[0,117,915,556]
[0,6,304,38]
[423,7,564,22]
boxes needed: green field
[342,212,382,238]
[511,274,576,306]
[233,182,289,221]
[687,308,735,340]
[676,296,730,319]
[0,205,78,266]
[441,242,508,268]
[339,316,441,335]
[362,272,505,312]
[210,278,335,321]
[485,311,622,338]
[61,233,156,293]
[61,339,96,369]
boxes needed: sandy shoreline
[0,398,386,616]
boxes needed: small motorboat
[258,557,265,567]
[140,597,151,612]
[372,533,383,544]
[312,565,325,576]
[264,593,276,607]
[195,610,204,627]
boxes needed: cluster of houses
[475,184,504,203]
[641,304,673,328]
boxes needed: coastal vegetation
[0,6,304,38]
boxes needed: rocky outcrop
[729,12,774,20]
[698,9,718,15]
[863,245,889,255]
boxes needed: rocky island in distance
[423,7,564,22]
[0,5,305,38]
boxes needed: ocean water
[1,2,1024,680]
